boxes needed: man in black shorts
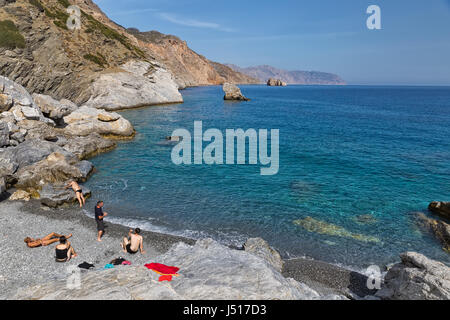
[95,201,108,242]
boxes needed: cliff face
[0,0,166,105]
[227,64,346,85]
[127,28,259,88]
[0,0,254,108]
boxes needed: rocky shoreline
[1,75,450,300]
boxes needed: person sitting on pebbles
[65,180,85,208]
[24,233,73,248]
[55,236,77,263]
[121,228,145,255]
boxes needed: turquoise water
[85,85,450,268]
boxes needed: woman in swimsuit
[66,180,86,208]
[24,233,73,248]
[55,236,77,263]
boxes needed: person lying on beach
[24,233,73,248]
[55,236,77,263]
[65,180,85,208]
[121,228,145,255]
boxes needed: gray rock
[32,94,78,121]
[376,252,450,300]
[223,83,250,101]
[267,78,287,86]
[429,202,450,219]
[0,76,33,107]
[14,152,82,190]
[0,177,6,194]
[74,160,94,181]
[12,239,345,300]
[0,121,10,147]
[10,131,25,143]
[63,106,135,137]
[244,237,284,273]
[84,60,183,111]
[40,183,91,208]
[0,93,13,111]
[21,106,41,121]
[62,133,116,160]
[0,139,75,173]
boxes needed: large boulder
[0,76,33,109]
[244,238,284,273]
[429,202,450,219]
[0,139,75,176]
[62,133,116,160]
[267,78,287,86]
[32,94,78,122]
[9,189,31,201]
[223,83,250,101]
[84,60,183,111]
[0,76,55,126]
[14,152,86,190]
[40,183,91,208]
[63,106,135,138]
[376,252,450,300]
[12,239,345,300]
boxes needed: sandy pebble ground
[0,199,374,299]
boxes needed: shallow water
[85,85,450,269]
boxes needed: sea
[84,85,450,269]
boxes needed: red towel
[144,263,180,276]
[158,275,173,282]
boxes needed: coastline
[0,198,374,299]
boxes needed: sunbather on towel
[121,228,145,255]
[24,233,73,248]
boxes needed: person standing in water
[66,180,85,208]
[95,201,108,242]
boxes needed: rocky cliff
[0,0,174,107]
[227,64,346,85]
[126,28,259,88]
[0,0,254,110]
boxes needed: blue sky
[95,0,450,85]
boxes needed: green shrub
[0,20,26,49]
[57,0,71,8]
[83,53,107,67]
[45,6,70,30]
[29,0,45,12]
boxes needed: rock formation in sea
[416,212,450,252]
[376,252,450,300]
[429,201,450,219]
[267,78,287,86]
[227,64,346,85]
[223,83,250,101]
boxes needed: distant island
[226,64,346,85]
